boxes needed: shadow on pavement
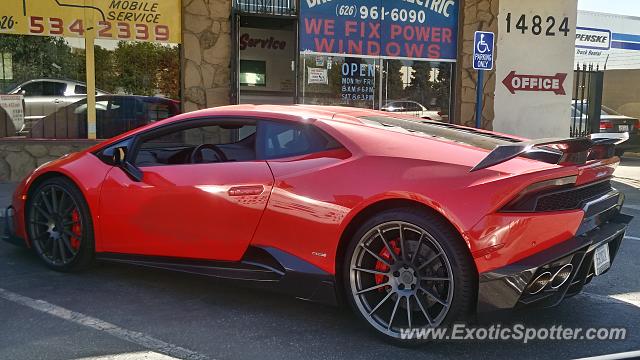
[1,241,639,360]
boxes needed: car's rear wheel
[26,177,95,271]
[343,208,475,343]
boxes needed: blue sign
[473,31,494,70]
[299,0,459,61]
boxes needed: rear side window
[144,100,176,122]
[19,81,64,96]
[259,121,341,159]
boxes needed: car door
[97,117,274,261]
[19,80,67,121]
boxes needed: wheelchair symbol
[476,34,490,54]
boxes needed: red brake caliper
[374,239,401,291]
[70,209,81,250]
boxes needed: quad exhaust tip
[527,264,575,295]
[528,271,552,295]
[550,264,574,289]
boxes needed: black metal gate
[571,64,604,137]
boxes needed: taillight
[437,111,443,116]
[634,119,639,130]
[600,120,613,130]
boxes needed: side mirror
[112,146,143,182]
[112,147,126,165]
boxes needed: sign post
[473,31,495,128]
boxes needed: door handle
[54,99,62,104]
[228,185,264,196]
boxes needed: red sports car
[3,105,633,343]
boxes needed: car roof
[174,104,380,124]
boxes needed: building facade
[0,0,582,180]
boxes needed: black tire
[26,176,95,272]
[615,149,625,157]
[342,207,476,344]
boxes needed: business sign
[0,94,24,131]
[240,33,288,51]
[473,31,494,70]
[501,71,567,95]
[0,0,181,43]
[341,61,375,101]
[575,27,611,50]
[299,0,459,60]
[307,67,328,84]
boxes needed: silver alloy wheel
[349,221,454,338]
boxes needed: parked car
[381,100,444,120]
[8,79,109,133]
[28,95,180,139]
[4,105,632,344]
[571,103,639,155]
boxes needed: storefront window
[300,54,377,108]
[0,0,182,140]
[297,0,458,120]
[299,54,453,119]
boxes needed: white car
[381,100,443,121]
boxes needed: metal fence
[571,64,604,137]
[234,0,297,16]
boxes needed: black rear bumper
[2,206,26,248]
[477,197,632,312]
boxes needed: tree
[0,34,83,91]
[383,59,404,102]
[113,41,180,98]
[405,61,433,106]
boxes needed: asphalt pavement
[0,158,639,360]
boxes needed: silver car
[7,79,108,133]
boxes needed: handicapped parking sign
[473,31,494,70]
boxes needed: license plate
[594,244,611,276]
[619,125,629,132]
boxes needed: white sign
[493,0,577,139]
[575,27,611,50]
[0,94,24,131]
[307,67,328,84]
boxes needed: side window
[144,101,173,122]
[21,82,44,96]
[405,102,421,112]
[135,121,257,166]
[74,85,87,95]
[259,121,341,159]
[41,81,66,96]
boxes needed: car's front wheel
[26,176,95,271]
[343,208,476,343]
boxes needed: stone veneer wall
[454,0,499,129]
[182,0,233,112]
[0,139,100,181]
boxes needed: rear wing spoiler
[470,133,629,172]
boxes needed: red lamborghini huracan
[3,105,633,342]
